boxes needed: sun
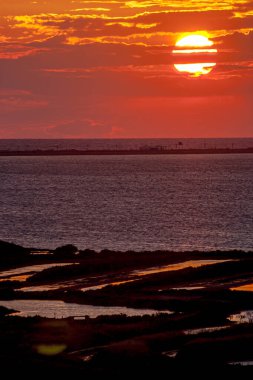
[172,33,217,77]
[174,63,216,77]
[175,34,213,48]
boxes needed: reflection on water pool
[231,283,253,292]
[18,284,65,292]
[132,260,230,277]
[184,325,230,335]
[81,279,138,292]
[228,361,253,366]
[0,299,173,319]
[228,310,253,324]
[0,263,76,282]
[18,259,226,293]
[171,286,205,291]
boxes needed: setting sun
[173,33,217,77]
[176,34,214,47]
[174,62,216,77]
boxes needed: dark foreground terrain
[1,240,253,377]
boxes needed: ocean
[0,139,252,251]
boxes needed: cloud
[0,0,252,137]
[48,119,113,138]
[0,89,47,111]
[2,7,253,46]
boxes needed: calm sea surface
[0,139,252,251]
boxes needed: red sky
[0,0,253,138]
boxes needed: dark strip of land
[0,147,253,156]
[2,240,253,376]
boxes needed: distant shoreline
[0,147,253,156]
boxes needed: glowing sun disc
[176,34,214,48]
[173,48,217,54]
[174,62,216,77]
[173,34,217,77]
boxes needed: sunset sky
[0,1,253,138]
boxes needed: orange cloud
[0,0,253,138]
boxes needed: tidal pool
[184,325,230,335]
[0,299,173,319]
[0,263,76,282]
[228,310,253,324]
[132,260,230,277]
[171,286,205,291]
[18,284,65,292]
[228,361,253,366]
[231,283,253,292]
[17,259,229,292]
[81,279,138,292]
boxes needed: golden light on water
[173,34,217,77]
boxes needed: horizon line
[0,137,253,140]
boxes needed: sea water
[0,139,252,251]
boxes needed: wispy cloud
[0,0,252,137]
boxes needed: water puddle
[31,250,51,256]
[19,278,138,293]
[228,310,253,324]
[231,283,253,292]
[184,325,230,335]
[18,284,64,292]
[0,299,173,319]
[0,263,76,282]
[132,260,230,277]
[81,260,222,293]
[82,354,94,362]
[12,259,229,291]
[228,361,253,366]
[162,350,178,358]
[171,286,205,291]
[1,275,32,283]
[81,279,137,292]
